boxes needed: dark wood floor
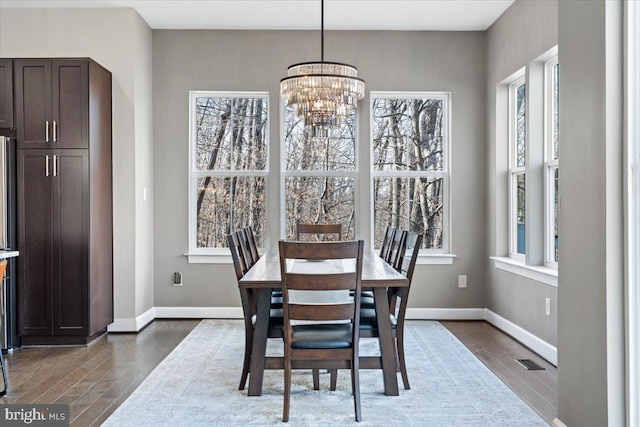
[0,320,200,426]
[442,320,557,425]
[0,319,556,426]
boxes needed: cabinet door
[0,59,13,129]
[17,149,53,336]
[52,150,88,335]
[52,60,88,149]
[15,60,52,149]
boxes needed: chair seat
[360,296,375,309]
[252,309,284,327]
[359,308,397,331]
[291,324,353,349]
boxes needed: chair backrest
[237,228,257,269]
[279,240,363,327]
[295,223,342,242]
[389,231,422,320]
[227,232,248,280]
[245,226,260,263]
[386,228,406,269]
[379,225,396,259]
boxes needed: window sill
[186,252,457,265]
[490,256,558,287]
[416,253,457,265]
[186,253,232,264]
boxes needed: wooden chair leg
[239,328,253,390]
[351,359,361,422]
[283,355,291,422]
[312,369,320,390]
[397,325,410,390]
[329,369,338,391]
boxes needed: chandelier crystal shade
[280,0,365,138]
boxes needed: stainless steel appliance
[0,136,17,351]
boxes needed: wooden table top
[239,251,409,288]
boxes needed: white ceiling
[0,0,514,31]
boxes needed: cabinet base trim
[21,329,106,346]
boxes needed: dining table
[239,250,409,397]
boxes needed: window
[188,92,268,253]
[545,57,559,266]
[371,93,450,252]
[509,77,526,258]
[281,103,357,240]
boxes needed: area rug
[103,320,547,426]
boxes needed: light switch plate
[458,275,467,288]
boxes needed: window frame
[279,99,360,241]
[509,76,526,260]
[544,57,559,268]
[369,91,451,255]
[187,90,270,257]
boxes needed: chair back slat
[285,273,358,290]
[236,228,256,269]
[296,223,342,241]
[288,303,355,321]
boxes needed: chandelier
[280,0,365,138]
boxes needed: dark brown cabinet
[15,59,88,149]
[16,58,112,345]
[0,59,14,130]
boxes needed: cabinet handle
[45,155,50,176]
[45,121,50,142]
[53,121,58,142]
[53,155,58,177]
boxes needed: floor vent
[515,359,545,370]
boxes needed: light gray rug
[103,320,548,426]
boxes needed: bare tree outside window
[191,93,268,250]
[371,95,449,251]
[282,103,357,240]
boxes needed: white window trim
[279,98,360,240]
[544,57,559,268]
[369,91,452,255]
[509,77,526,260]
[186,91,270,262]
[491,256,557,287]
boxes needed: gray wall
[152,30,487,310]
[557,0,625,425]
[485,0,558,347]
[0,8,155,330]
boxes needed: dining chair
[295,223,342,241]
[279,239,364,422]
[378,225,396,260]
[359,230,422,390]
[228,232,283,391]
[0,260,8,396]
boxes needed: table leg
[247,288,272,396]
[373,286,399,396]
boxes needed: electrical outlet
[458,275,468,288]
[545,298,551,316]
[173,272,182,287]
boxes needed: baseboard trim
[405,308,486,320]
[485,309,557,366]
[154,306,243,319]
[552,418,568,427]
[110,307,556,367]
[107,307,155,333]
